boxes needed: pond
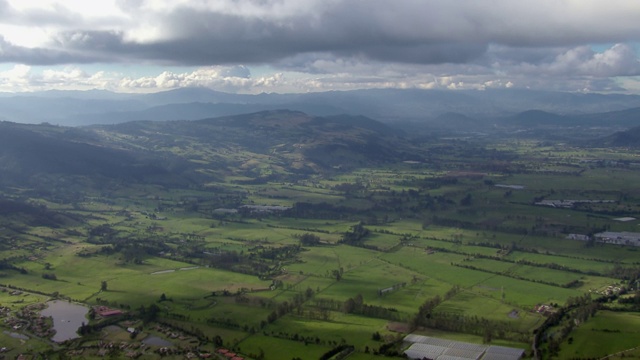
[142,335,173,347]
[3,330,29,340]
[40,300,89,342]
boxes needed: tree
[305,287,314,299]
[341,222,370,245]
[342,298,356,314]
[354,294,363,311]
[42,273,57,280]
[483,327,492,343]
[299,233,321,246]
[332,269,342,281]
[141,303,160,323]
[101,280,108,291]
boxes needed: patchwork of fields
[1,136,640,359]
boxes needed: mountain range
[4,87,640,127]
[1,107,639,202]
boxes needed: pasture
[1,139,639,359]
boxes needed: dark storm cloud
[2,0,640,94]
[7,0,633,67]
[3,0,640,85]
[36,4,494,66]
[0,36,102,65]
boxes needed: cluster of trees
[138,304,161,323]
[342,294,402,320]
[617,291,640,310]
[319,344,354,360]
[609,265,640,283]
[427,312,528,343]
[264,329,327,346]
[301,294,402,321]
[354,303,401,321]
[340,222,370,246]
[41,273,57,280]
[85,224,178,264]
[0,258,28,274]
[297,233,321,246]
[78,312,130,336]
[412,294,443,329]
[256,244,301,260]
[201,250,272,277]
[413,288,526,342]
[259,287,317,329]
[535,294,600,358]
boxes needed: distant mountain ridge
[599,126,640,147]
[5,87,640,126]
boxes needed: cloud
[0,64,267,92]
[0,64,32,90]
[0,1,639,93]
[0,54,630,94]
[481,44,640,85]
[0,0,639,67]
[118,66,258,91]
[562,44,640,77]
[0,35,105,65]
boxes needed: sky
[0,0,640,94]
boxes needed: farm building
[566,234,590,241]
[594,231,640,247]
[94,306,123,317]
[403,335,524,360]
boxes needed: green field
[1,129,640,359]
[557,311,640,359]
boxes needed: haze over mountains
[2,87,640,186]
[2,104,640,197]
[3,88,640,127]
[0,110,418,192]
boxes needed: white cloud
[42,67,87,82]
[0,64,33,91]
[118,66,258,91]
[544,44,640,77]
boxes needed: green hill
[0,111,421,191]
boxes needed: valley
[0,110,639,359]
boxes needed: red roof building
[95,306,123,317]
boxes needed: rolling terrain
[0,110,417,190]
[0,108,639,359]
